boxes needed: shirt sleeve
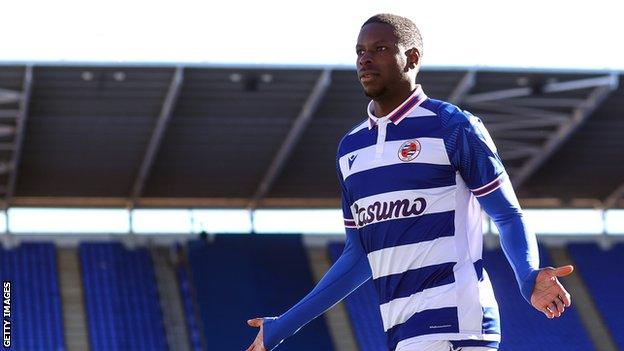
[448,112,506,196]
[261,160,371,350]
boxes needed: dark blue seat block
[0,242,64,351]
[79,242,167,351]
[568,243,624,348]
[187,235,334,351]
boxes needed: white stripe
[379,283,457,331]
[339,137,451,180]
[405,105,436,118]
[396,333,501,350]
[471,173,505,192]
[367,236,457,280]
[350,185,456,229]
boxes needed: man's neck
[372,84,417,117]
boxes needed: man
[246,14,574,351]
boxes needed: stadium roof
[0,63,622,209]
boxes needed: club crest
[398,140,421,162]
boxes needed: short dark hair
[362,14,423,56]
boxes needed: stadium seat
[186,234,334,351]
[568,242,624,348]
[79,242,167,351]
[0,242,65,351]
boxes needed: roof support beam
[0,88,21,105]
[4,65,33,206]
[447,70,476,105]
[248,69,332,210]
[604,183,624,209]
[464,74,618,104]
[128,67,184,209]
[512,75,618,188]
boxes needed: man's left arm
[448,108,573,318]
[477,179,573,318]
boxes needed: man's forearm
[478,179,540,303]
[263,232,371,350]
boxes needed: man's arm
[245,227,371,351]
[446,106,573,318]
[477,179,573,318]
[247,156,370,351]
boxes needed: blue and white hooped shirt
[337,86,505,351]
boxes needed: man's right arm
[261,225,371,350]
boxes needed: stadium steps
[306,246,359,351]
[57,247,90,351]
[548,246,618,351]
[151,248,191,351]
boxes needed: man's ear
[406,48,420,69]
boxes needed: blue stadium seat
[567,242,624,348]
[79,242,167,351]
[0,242,65,351]
[483,245,594,350]
[186,235,334,351]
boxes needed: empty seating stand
[79,242,167,351]
[568,243,624,348]
[186,235,334,351]
[483,245,594,350]
[328,242,387,351]
[0,242,64,351]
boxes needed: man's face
[356,22,413,99]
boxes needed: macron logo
[348,154,358,170]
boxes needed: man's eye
[356,49,365,56]
[377,46,387,52]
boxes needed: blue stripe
[386,307,459,351]
[474,259,484,281]
[451,340,499,349]
[482,306,501,335]
[386,117,446,140]
[346,163,455,201]
[360,211,455,253]
[373,263,456,305]
[339,117,446,156]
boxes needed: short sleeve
[448,113,507,197]
[336,158,357,229]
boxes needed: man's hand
[530,265,574,318]
[246,318,266,351]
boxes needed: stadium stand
[328,242,387,351]
[186,234,334,350]
[483,245,594,351]
[79,242,167,351]
[568,243,624,349]
[0,242,64,351]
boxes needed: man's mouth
[359,72,379,83]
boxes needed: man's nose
[358,51,373,66]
